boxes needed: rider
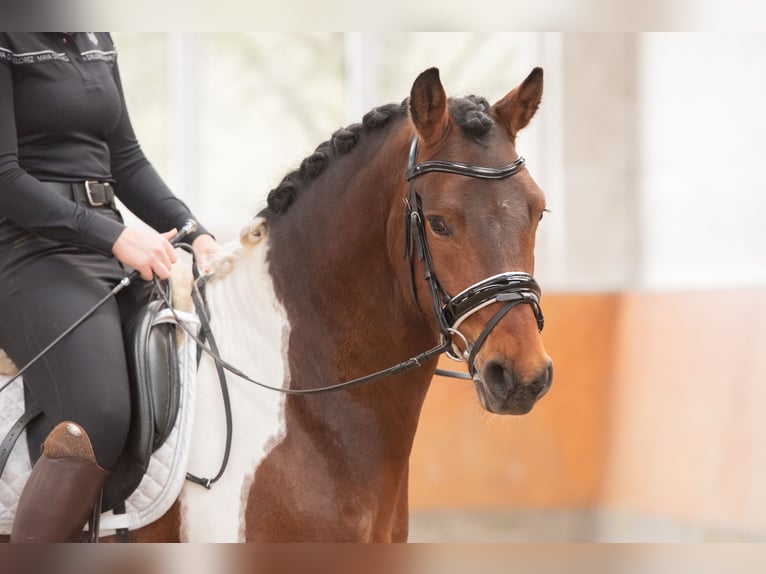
[0,32,221,542]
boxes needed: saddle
[101,295,185,511]
[0,277,193,515]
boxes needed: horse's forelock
[450,95,494,138]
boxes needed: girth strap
[0,402,42,478]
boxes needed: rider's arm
[105,34,211,245]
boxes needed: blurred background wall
[113,33,766,541]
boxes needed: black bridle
[182,136,546,487]
[403,136,545,377]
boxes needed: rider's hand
[191,233,221,275]
[112,226,178,281]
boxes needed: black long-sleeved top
[0,32,208,253]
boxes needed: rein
[161,263,454,399]
[176,136,545,401]
[163,257,453,489]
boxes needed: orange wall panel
[602,290,766,531]
[409,289,766,534]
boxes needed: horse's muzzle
[474,360,553,415]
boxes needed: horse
[6,66,553,542]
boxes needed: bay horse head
[404,67,552,415]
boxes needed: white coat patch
[178,227,290,542]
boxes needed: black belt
[45,181,116,208]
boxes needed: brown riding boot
[10,421,109,543]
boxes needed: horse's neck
[260,132,436,467]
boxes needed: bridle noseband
[403,136,545,376]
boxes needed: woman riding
[0,32,220,542]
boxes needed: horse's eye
[539,208,550,222]
[427,216,451,236]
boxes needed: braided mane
[261,94,495,217]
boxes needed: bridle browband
[406,144,527,181]
[403,136,545,376]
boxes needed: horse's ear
[409,67,449,143]
[493,67,544,138]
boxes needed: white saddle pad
[0,308,198,535]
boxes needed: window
[113,33,547,244]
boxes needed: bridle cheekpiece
[403,136,545,375]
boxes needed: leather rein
[177,135,545,398]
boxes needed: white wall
[637,33,766,290]
[115,33,538,244]
[539,34,641,292]
[545,33,766,293]
[116,33,766,291]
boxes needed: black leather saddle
[100,297,184,511]
[0,294,186,515]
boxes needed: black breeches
[0,212,150,470]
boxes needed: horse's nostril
[483,360,514,393]
[482,360,553,398]
[534,363,554,399]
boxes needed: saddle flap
[101,299,186,511]
[147,309,185,448]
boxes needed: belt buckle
[84,180,107,207]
